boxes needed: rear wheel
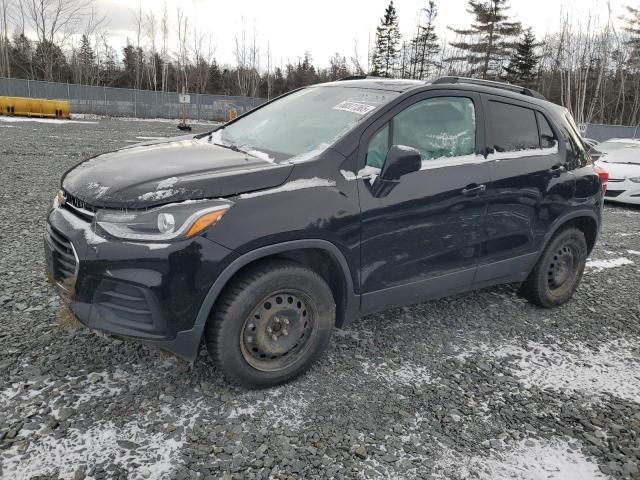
[205,260,335,388]
[520,227,588,308]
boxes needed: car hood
[62,135,294,208]
[596,160,640,179]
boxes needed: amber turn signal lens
[186,209,227,238]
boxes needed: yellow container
[0,96,70,119]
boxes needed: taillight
[593,165,608,193]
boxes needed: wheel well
[214,248,350,328]
[569,216,598,254]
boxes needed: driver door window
[366,97,476,168]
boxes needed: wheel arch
[540,210,600,258]
[159,240,359,363]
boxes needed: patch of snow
[0,116,96,124]
[484,338,640,403]
[586,257,634,271]
[0,368,203,480]
[86,182,110,198]
[288,143,332,163]
[486,144,559,161]
[138,189,181,201]
[361,360,432,387]
[433,438,605,480]
[239,177,336,199]
[340,165,382,183]
[627,250,640,255]
[156,176,179,189]
[2,419,185,480]
[60,209,107,245]
[227,390,309,430]
[244,148,274,163]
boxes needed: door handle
[461,184,486,196]
[549,164,566,176]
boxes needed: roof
[318,76,563,110]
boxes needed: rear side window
[537,112,557,148]
[490,101,539,152]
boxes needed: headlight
[95,200,232,241]
[629,177,640,183]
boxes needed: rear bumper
[45,206,237,361]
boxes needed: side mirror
[370,145,422,197]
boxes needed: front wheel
[520,227,588,308]
[205,260,335,388]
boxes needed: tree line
[1,0,640,125]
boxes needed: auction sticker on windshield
[333,101,377,115]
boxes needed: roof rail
[432,76,546,100]
[339,75,370,81]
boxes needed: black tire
[520,227,588,308]
[205,260,335,388]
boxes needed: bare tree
[0,0,11,78]
[233,19,260,97]
[25,0,94,81]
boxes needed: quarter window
[490,101,539,152]
[536,112,557,148]
[366,124,390,169]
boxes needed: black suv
[45,77,605,387]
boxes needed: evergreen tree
[10,33,34,78]
[77,35,95,85]
[371,1,401,78]
[448,0,521,79]
[409,0,439,80]
[503,28,539,87]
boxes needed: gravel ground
[1,116,640,480]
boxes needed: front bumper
[45,206,237,361]
[604,180,640,205]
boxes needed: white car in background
[591,140,640,205]
[589,138,640,161]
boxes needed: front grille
[46,224,78,289]
[605,190,624,198]
[62,192,96,222]
[94,280,165,336]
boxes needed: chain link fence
[580,123,640,143]
[0,77,266,121]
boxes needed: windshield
[211,86,399,161]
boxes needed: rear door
[477,95,576,284]
[357,90,491,314]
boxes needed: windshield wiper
[211,140,245,153]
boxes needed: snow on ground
[70,113,222,126]
[433,438,606,480]
[226,388,310,430]
[0,116,96,124]
[586,257,634,271]
[475,338,640,404]
[0,365,205,480]
[361,360,432,387]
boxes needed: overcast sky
[94,0,630,68]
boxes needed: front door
[357,91,491,314]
